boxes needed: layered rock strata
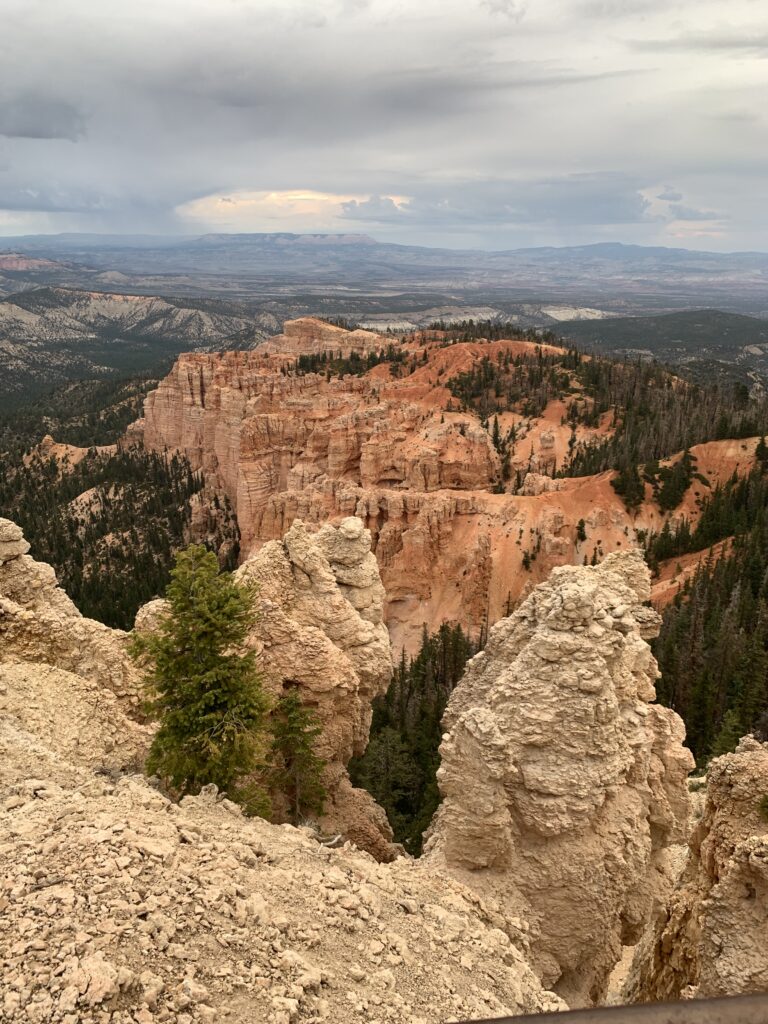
[135,322,760,651]
[424,551,694,1007]
[626,736,768,1002]
[259,316,387,358]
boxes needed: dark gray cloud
[667,203,721,221]
[0,94,85,140]
[0,0,764,248]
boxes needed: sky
[0,0,766,251]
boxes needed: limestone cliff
[424,551,694,1007]
[136,517,397,860]
[626,736,768,1002]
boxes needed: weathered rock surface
[137,517,397,860]
[0,518,140,705]
[0,529,566,1023]
[260,316,387,358]
[0,768,565,1024]
[626,736,768,1002]
[0,661,151,784]
[424,551,694,1007]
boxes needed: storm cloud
[0,0,765,249]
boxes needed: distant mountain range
[2,234,767,313]
[2,235,768,403]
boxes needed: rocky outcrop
[260,316,387,357]
[137,517,397,860]
[424,551,694,1007]
[0,518,139,705]
[2,512,395,858]
[238,517,395,856]
[626,736,768,1002]
[0,661,151,788]
[0,512,567,1022]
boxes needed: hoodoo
[425,551,694,1006]
[626,736,768,1002]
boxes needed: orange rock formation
[134,318,759,651]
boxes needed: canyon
[3,514,767,1021]
[0,287,276,401]
[134,316,759,651]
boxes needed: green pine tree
[709,708,743,760]
[269,688,327,825]
[131,544,270,811]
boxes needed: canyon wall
[136,319,759,651]
[424,551,694,1007]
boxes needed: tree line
[349,623,477,854]
[0,445,238,629]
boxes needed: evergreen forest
[0,445,238,629]
[349,623,477,854]
[649,447,768,764]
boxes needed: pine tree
[131,545,270,810]
[269,688,327,825]
[349,623,475,853]
[710,708,743,759]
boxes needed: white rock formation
[0,518,140,704]
[0,524,566,1022]
[136,517,397,859]
[626,736,768,1002]
[425,550,694,1006]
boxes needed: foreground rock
[425,551,694,1007]
[137,517,397,860]
[626,736,768,1002]
[0,518,140,705]
[1,704,565,1023]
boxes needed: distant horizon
[2,231,768,259]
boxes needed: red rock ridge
[135,320,759,652]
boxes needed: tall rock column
[424,550,694,1007]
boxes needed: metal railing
[459,993,768,1023]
